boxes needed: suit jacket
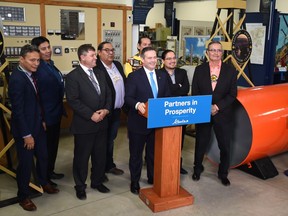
[158,67,189,97]
[192,62,237,122]
[37,59,64,125]
[95,58,126,109]
[9,67,43,138]
[65,65,112,134]
[125,67,170,134]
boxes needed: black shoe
[48,179,58,187]
[180,167,188,175]
[76,190,87,200]
[91,184,110,193]
[106,167,124,175]
[192,173,201,181]
[147,178,153,185]
[192,166,204,181]
[130,182,140,195]
[218,177,231,186]
[50,172,64,180]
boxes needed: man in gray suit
[65,44,112,200]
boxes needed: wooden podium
[138,103,194,212]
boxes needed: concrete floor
[1,125,288,216]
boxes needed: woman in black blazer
[191,41,238,186]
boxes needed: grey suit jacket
[65,65,112,134]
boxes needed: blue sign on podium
[147,95,212,129]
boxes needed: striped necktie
[88,69,101,95]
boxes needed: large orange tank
[206,83,288,167]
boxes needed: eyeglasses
[102,48,115,53]
[208,49,223,53]
[165,57,177,61]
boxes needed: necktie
[88,69,101,95]
[31,73,44,119]
[149,72,158,98]
[31,73,39,94]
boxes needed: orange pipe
[207,83,288,167]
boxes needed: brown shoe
[42,184,59,194]
[19,198,37,211]
[107,167,124,175]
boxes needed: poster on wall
[246,23,266,65]
[184,36,221,65]
[275,14,288,70]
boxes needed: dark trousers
[46,121,61,177]
[15,128,47,200]
[106,108,121,171]
[73,130,107,192]
[194,120,231,178]
[128,130,155,183]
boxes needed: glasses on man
[208,49,223,53]
[102,48,115,53]
[165,57,177,61]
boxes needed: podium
[139,126,194,212]
[137,96,211,212]
[138,100,195,212]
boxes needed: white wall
[174,1,217,21]
[145,3,166,28]
[146,0,288,26]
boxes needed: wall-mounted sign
[133,0,154,24]
[231,29,252,64]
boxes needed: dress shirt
[101,61,124,109]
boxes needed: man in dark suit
[191,41,238,186]
[96,41,125,178]
[159,49,190,175]
[31,36,65,186]
[125,47,170,194]
[9,44,59,211]
[65,44,112,200]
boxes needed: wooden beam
[97,7,102,45]
[0,0,132,10]
[217,0,246,9]
[122,9,127,64]
[40,1,46,36]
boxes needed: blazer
[9,67,43,138]
[125,67,170,134]
[158,67,189,97]
[95,58,126,109]
[192,62,238,122]
[65,65,112,134]
[37,59,65,125]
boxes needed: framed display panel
[60,9,85,40]
[275,13,288,69]
[184,36,221,65]
[194,26,206,36]
[0,6,25,22]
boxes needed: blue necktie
[149,72,158,98]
